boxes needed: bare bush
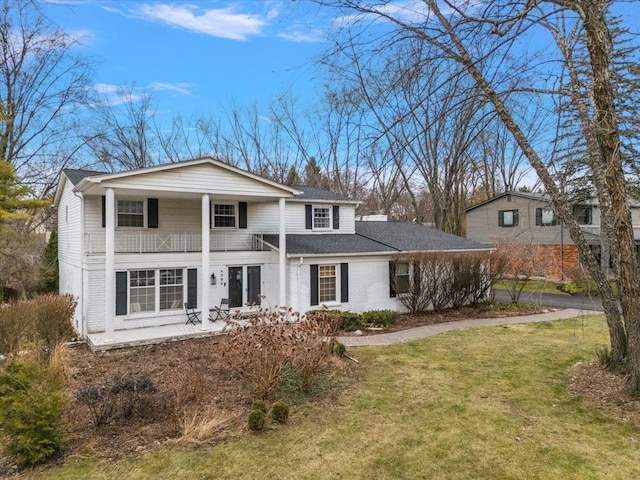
[222,309,338,398]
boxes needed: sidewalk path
[337,308,588,347]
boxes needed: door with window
[228,265,262,308]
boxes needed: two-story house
[465,191,640,280]
[55,158,489,349]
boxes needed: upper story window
[118,200,144,227]
[573,205,592,225]
[498,209,519,227]
[536,207,556,226]
[214,204,236,228]
[313,206,331,230]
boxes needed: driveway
[493,289,603,311]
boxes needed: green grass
[494,278,569,295]
[29,315,640,479]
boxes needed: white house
[54,158,489,349]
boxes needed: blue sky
[42,1,333,120]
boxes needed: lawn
[28,315,640,479]
[493,278,569,295]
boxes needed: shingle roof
[290,185,358,203]
[355,221,489,252]
[262,233,396,255]
[62,168,107,186]
[263,221,490,256]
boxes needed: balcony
[84,231,266,254]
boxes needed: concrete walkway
[337,308,588,347]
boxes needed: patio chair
[210,298,230,321]
[184,302,202,325]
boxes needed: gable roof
[289,185,360,204]
[263,221,490,257]
[465,191,551,213]
[62,168,107,186]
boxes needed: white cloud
[149,82,193,96]
[278,30,326,44]
[135,3,270,41]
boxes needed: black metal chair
[184,302,202,325]
[211,298,230,321]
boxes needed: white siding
[103,163,291,198]
[57,179,82,266]
[291,256,406,314]
[58,260,83,333]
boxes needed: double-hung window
[573,206,592,225]
[159,269,184,310]
[118,200,144,227]
[498,209,519,227]
[313,206,331,230]
[395,262,410,294]
[319,265,337,302]
[129,270,155,312]
[214,204,236,228]
[536,207,556,226]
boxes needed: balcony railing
[84,232,265,254]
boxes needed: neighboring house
[465,191,640,280]
[54,158,489,348]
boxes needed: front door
[247,266,261,306]
[228,266,243,308]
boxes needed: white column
[201,194,210,330]
[104,187,115,342]
[278,197,287,307]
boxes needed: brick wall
[531,244,581,281]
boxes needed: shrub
[251,399,268,415]
[0,294,76,356]
[248,408,266,431]
[75,374,158,428]
[361,310,397,328]
[596,345,612,368]
[331,340,346,357]
[339,311,362,331]
[0,349,65,466]
[271,401,290,424]
[222,309,337,398]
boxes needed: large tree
[0,0,93,197]
[326,0,639,390]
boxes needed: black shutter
[513,210,519,226]
[148,198,159,228]
[115,271,127,315]
[535,208,542,226]
[333,205,340,230]
[187,268,198,308]
[305,204,313,230]
[340,263,349,303]
[101,196,106,228]
[209,201,212,229]
[239,202,248,229]
[310,264,319,306]
[498,211,503,227]
[587,207,592,225]
[389,261,397,298]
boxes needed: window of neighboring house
[573,205,592,225]
[313,206,331,230]
[214,204,236,228]
[498,209,519,227]
[536,207,556,226]
[319,265,337,302]
[159,269,183,311]
[117,199,144,227]
[129,270,155,313]
[395,262,410,294]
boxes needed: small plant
[271,401,290,424]
[75,383,115,428]
[251,399,268,415]
[248,408,266,431]
[0,349,65,466]
[595,345,612,367]
[361,310,397,328]
[331,340,346,356]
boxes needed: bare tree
[0,0,94,196]
[325,0,638,387]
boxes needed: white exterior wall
[57,180,82,267]
[284,202,357,234]
[290,255,406,314]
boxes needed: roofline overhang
[287,198,361,206]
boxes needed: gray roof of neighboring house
[263,221,490,256]
[62,168,107,186]
[289,185,358,203]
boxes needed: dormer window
[313,206,331,230]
